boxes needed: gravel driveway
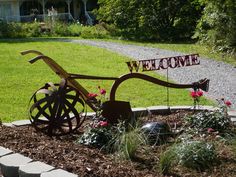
[67,39,236,109]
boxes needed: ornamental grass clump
[113,126,147,160]
[160,140,217,174]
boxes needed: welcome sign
[126,54,200,72]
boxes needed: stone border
[1,105,236,177]
[0,147,78,177]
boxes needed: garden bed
[0,110,236,177]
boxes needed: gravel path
[67,39,236,109]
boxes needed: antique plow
[21,50,209,136]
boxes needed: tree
[194,0,236,54]
[96,0,203,41]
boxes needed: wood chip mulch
[0,125,157,177]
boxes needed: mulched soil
[1,111,236,177]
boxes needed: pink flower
[224,100,232,107]
[207,128,214,133]
[99,121,108,127]
[88,93,98,98]
[100,88,106,95]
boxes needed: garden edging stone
[40,169,78,177]
[0,153,32,177]
[0,150,78,177]
[0,147,12,158]
[18,161,55,177]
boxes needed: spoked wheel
[29,79,86,136]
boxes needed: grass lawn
[0,39,212,122]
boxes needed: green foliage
[80,24,110,39]
[113,126,147,160]
[77,125,112,148]
[67,23,83,36]
[194,0,236,54]
[175,140,217,170]
[21,23,41,37]
[52,22,70,36]
[0,21,24,38]
[185,109,231,132]
[160,140,217,173]
[96,0,202,41]
[50,22,82,37]
[159,149,176,174]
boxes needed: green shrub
[185,109,231,132]
[160,140,217,173]
[0,21,25,38]
[77,121,112,148]
[21,22,41,37]
[52,22,70,36]
[175,140,217,170]
[80,25,110,39]
[68,23,82,36]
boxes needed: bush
[68,23,82,36]
[160,140,217,173]
[80,24,110,39]
[0,21,25,38]
[52,22,70,36]
[21,22,41,37]
[77,121,112,148]
[185,109,231,133]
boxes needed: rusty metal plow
[21,50,210,136]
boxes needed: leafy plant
[68,23,82,36]
[160,140,217,173]
[77,120,112,148]
[80,25,110,39]
[185,98,232,133]
[194,0,236,55]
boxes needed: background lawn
[0,39,212,122]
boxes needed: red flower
[207,128,214,133]
[100,88,106,95]
[99,121,108,127]
[190,90,203,98]
[197,90,203,97]
[88,93,98,98]
[190,91,198,98]
[224,100,232,107]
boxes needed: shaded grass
[0,39,212,122]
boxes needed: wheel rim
[29,79,86,136]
